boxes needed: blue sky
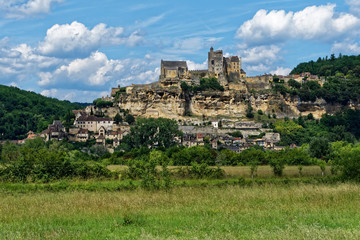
[0,0,359,102]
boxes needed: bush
[267,151,286,177]
[0,140,113,183]
[336,147,360,181]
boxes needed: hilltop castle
[159,47,246,88]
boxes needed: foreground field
[108,165,332,178]
[1,183,359,239]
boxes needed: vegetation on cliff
[291,54,360,77]
[0,85,84,140]
[272,76,360,105]
[181,77,224,93]
[272,110,359,146]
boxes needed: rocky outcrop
[115,84,359,120]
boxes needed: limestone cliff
[115,83,358,120]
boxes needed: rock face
[115,84,358,120]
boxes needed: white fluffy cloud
[240,45,281,64]
[121,67,160,84]
[245,64,270,74]
[332,41,360,55]
[270,67,291,76]
[0,0,63,19]
[41,88,109,102]
[347,0,360,16]
[37,51,160,91]
[38,21,143,57]
[186,60,207,70]
[0,43,62,83]
[0,35,158,100]
[38,51,125,88]
[236,4,360,46]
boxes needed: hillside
[0,85,84,140]
[290,54,360,76]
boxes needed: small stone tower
[208,47,227,87]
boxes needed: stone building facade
[159,47,246,88]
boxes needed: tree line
[272,76,360,105]
[0,85,84,140]
[291,54,360,77]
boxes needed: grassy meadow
[108,165,332,178]
[1,183,360,239]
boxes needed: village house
[74,115,113,132]
[40,120,66,141]
[95,126,126,147]
[76,129,89,142]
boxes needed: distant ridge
[0,85,86,140]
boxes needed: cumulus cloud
[121,67,160,84]
[37,51,160,91]
[186,60,207,70]
[347,0,360,16]
[236,45,283,75]
[38,21,143,58]
[38,51,125,88]
[40,88,58,97]
[270,67,292,76]
[240,45,281,65]
[236,4,360,46]
[332,41,360,55]
[41,88,108,102]
[0,43,62,83]
[245,64,270,74]
[0,0,63,19]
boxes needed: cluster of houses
[277,72,322,85]
[182,132,281,152]
[39,110,130,148]
[10,110,285,153]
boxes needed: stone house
[76,129,89,142]
[40,120,66,141]
[74,115,113,132]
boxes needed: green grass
[0,183,359,239]
[108,165,332,178]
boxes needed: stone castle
[109,47,344,121]
[159,47,246,88]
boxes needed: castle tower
[208,47,224,76]
[208,47,214,72]
[208,47,227,87]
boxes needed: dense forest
[0,85,85,140]
[290,54,360,77]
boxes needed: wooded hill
[0,85,85,140]
[291,54,360,77]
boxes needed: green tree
[114,113,123,124]
[246,103,254,119]
[249,160,260,179]
[309,137,331,159]
[125,114,135,125]
[336,146,360,180]
[267,151,286,177]
[122,118,182,150]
